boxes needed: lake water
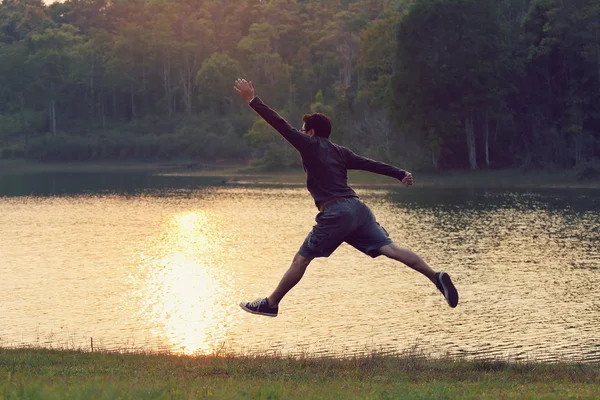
[0,170,599,362]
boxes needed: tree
[26,24,81,135]
[0,0,597,169]
[171,1,216,115]
[357,8,402,107]
[196,52,243,115]
[394,0,510,169]
[106,22,150,120]
[237,22,291,105]
[521,0,600,167]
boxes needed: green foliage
[238,22,278,54]
[518,0,600,167]
[392,0,600,169]
[244,118,300,170]
[174,114,251,160]
[0,114,22,137]
[357,9,403,107]
[196,53,243,114]
[0,143,24,159]
[244,119,274,149]
[310,90,334,116]
[17,127,250,162]
[0,0,597,170]
[394,0,510,169]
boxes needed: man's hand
[234,78,255,103]
[401,172,413,186]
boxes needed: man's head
[301,113,332,139]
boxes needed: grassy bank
[0,348,598,399]
[1,159,600,189]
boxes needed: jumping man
[234,79,459,317]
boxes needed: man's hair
[302,113,332,139]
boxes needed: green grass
[0,347,598,399]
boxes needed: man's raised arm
[234,79,314,153]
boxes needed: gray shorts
[298,197,393,259]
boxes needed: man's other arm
[344,148,407,181]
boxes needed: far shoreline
[1,159,599,189]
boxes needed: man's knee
[380,243,420,265]
[378,243,397,258]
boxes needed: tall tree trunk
[163,47,172,119]
[179,20,195,115]
[338,38,354,86]
[51,99,56,136]
[484,112,490,168]
[575,118,584,166]
[141,55,147,114]
[596,17,600,84]
[288,75,294,115]
[19,92,25,130]
[576,130,582,166]
[180,68,193,115]
[102,99,106,133]
[49,82,56,136]
[113,86,117,118]
[130,84,136,119]
[465,113,477,170]
[90,53,95,118]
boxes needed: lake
[0,170,599,362]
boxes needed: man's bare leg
[267,253,312,307]
[379,243,436,283]
[379,242,458,307]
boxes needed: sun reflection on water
[1,188,598,361]
[139,210,234,355]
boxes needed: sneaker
[435,272,459,308]
[239,297,278,317]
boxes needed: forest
[0,0,599,171]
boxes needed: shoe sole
[439,272,459,308]
[239,303,278,317]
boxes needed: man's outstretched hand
[234,78,255,103]
[402,172,413,186]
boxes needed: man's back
[248,96,407,205]
[300,138,358,203]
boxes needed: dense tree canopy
[0,0,598,170]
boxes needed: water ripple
[0,185,598,362]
